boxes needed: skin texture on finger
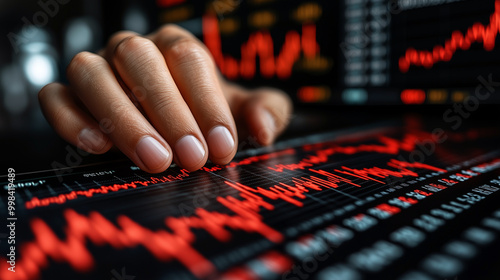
[38,83,113,154]
[99,31,150,117]
[66,51,172,173]
[223,82,293,146]
[102,31,139,64]
[111,35,209,171]
[149,25,238,165]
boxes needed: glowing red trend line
[1,160,444,280]
[24,133,445,210]
[332,159,447,184]
[25,149,296,210]
[24,133,426,209]
[2,190,283,280]
[399,0,500,72]
[203,15,319,79]
[25,169,191,209]
[269,133,422,172]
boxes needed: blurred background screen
[4,2,500,279]
[1,0,500,132]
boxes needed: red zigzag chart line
[26,133,431,209]
[268,133,421,172]
[1,160,446,280]
[398,0,500,73]
[203,15,319,80]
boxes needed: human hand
[38,25,292,173]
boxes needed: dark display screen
[144,0,500,105]
[3,119,500,279]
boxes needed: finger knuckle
[106,98,132,118]
[113,35,157,60]
[168,38,208,64]
[155,24,212,66]
[277,89,293,108]
[151,96,176,113]
[67,51,105,81]
[157,24,185,37]
[109,31,137,45]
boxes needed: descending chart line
[0,159,445,280]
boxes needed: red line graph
[268,133,423,172]
[24,149,296,210]
[398,0,500,73]
[25,169,190,209]
[202,15,319,79]
[1,159,445,280]
[24,132,443,210]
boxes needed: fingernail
[207,126,235,159]
[78,128,106,152]
[262,110,276,144]
[175,135,206,168]
[136,136,170,170]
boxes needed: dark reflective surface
[2,116,500,280]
